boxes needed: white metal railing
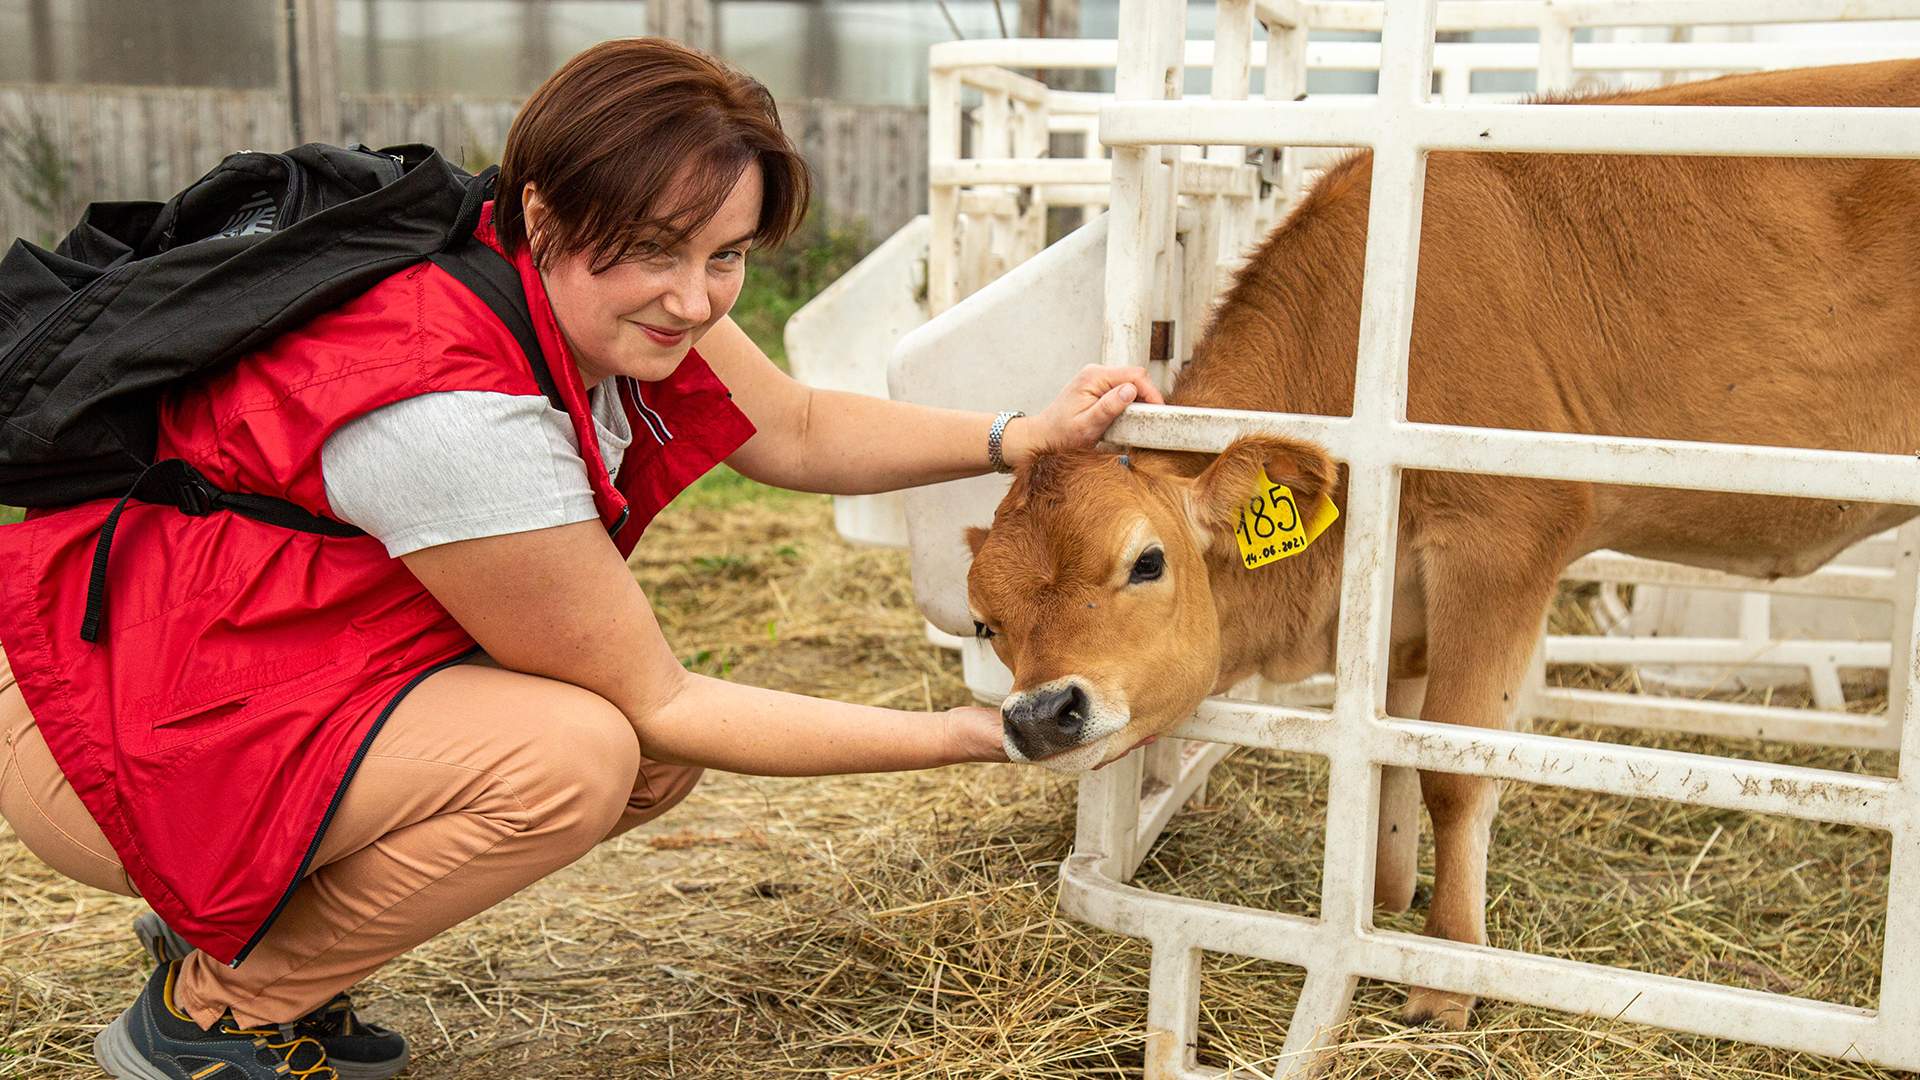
[1054,1,1920,1075]
[1549,545,1898,720]
[1315,0,1920,29]
[929,37,1920,78]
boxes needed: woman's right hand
[406,519,1019,776]
[944,706,1011,764]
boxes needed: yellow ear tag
[1235,466,1339,570]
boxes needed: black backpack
[0,142,560,641]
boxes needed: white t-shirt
[320,385,634,558]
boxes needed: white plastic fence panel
[1056,0,1920,1076]
[1615,533,1895,699]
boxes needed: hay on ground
[0,490,1902,1078]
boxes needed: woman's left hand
[1006,364,1166,466]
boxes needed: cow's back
[1182,58,1920,575]
[1412,59,1920,447]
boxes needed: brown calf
[965,59,1920,1028]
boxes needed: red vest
[0,206,755,965]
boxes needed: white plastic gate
[1055,1,1920,1074]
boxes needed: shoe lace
[295,994,356,1037]
[218,1021,339,1080]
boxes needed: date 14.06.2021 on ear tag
[1235,465,1339,570]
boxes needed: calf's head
[966,436,1336,772]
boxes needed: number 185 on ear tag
[1235,466,1339,570]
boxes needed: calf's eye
[1129,548,1165,585]
[973,620,996,640]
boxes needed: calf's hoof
[1401,985,1474,1030]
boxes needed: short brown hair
[495,38,811,272]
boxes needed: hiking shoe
[130,913,410,1080]
[133,911,194,969]
[294,996,409,1080]
[94,961,339,1079]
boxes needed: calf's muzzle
[1002,683,1090,760]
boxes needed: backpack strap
[77,196,558,644]
[443,165,496,253]
[428,241,564,412]
[79,459,364,643]
[426,164,562,412]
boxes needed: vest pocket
[138,635,370,757]
[151,689,257,743]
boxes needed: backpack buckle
[175,477,215,516]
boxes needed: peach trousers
[0,638,700,1029]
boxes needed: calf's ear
[965,525,991,556]
[1186,436,1336,544]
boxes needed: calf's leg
[1374,677,1427,912]
[1400,545,1559,1029]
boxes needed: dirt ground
[0,486,1908,1078]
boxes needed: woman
[0,38,1160,1080]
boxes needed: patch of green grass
[728,209,870,369]
[678,645,737,677]
[729,280,803,368]
[668,464,820,511]
[0,506,22,525]
[690,552,750,575]
[679,212,870,509]
[0,108,78,245]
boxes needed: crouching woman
[0,38,1159,1080]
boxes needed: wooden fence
[0,83,927,249]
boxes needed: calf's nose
[1002,684,1089,760]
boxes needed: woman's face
[531,165,763,386]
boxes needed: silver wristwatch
[988,410,1024,473]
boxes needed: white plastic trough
[784,215,932,547]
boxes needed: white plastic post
[1210,0,1256,164]
[1888,521,1920,739]
[1871,519,1920,1062]
[1538,14,1576,92]
[1145,940,1203,1078]
[1076,747,1144,881]
[928,69,962,313]
[1262,9,1310,219]
[1317,0,1438,947]
[1100,0,1184,384]
[988,90,1024,284]
[1016,96,1051,256]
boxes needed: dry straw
[0,492,1904,1077]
